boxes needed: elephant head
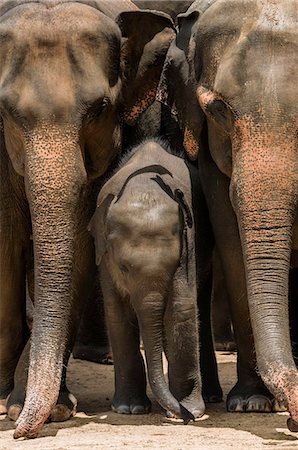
[89,141,201,422]
[158,0,298,430]
[0,0,175,438]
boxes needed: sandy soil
[0,352,297,450]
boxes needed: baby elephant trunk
[134,292,194,424]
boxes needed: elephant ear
[116,10,176,125]
[157,9,204,161]
[88,194,115,266]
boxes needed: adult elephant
[0,0,175,438]
[158,0,298,431]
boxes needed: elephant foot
[0,398,8,415]
[7,388,25,421]
[50,390,77,422]
[272,398,287,412]
[287,417,298,432]
[202,381,223,403]
[8,404,22,422]
[72,344,113,365]
[7,387,77,423]
[227,381,274,412]
[112,392,151,415]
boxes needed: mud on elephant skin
[157,0,298,430]
[89,139,205,422]
[0,0,176,439]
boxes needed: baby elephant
[89,140,204,423]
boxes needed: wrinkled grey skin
[89,140,204,422]
[0,0,175,438]
[158,0,298,431]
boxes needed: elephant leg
[199,144,276,413]
[213,206,275,412]
[50,359,77,422]
[7,338,77,422]
[211,249,235,352]
[72,280,112,365]
[9,224,96,424]
[198,266,223,403]
[0,221,29,414]
[6,339,29,421]
[192,173,223,403]
[100,263,150,415]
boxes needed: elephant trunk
[14,123,87,439]
[135,291,194,424]
[231,136,298,430]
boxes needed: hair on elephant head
[89,139,204,422]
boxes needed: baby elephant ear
[88,194,115,266]
[116,10,176,125]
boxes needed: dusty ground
[0,352,297,450]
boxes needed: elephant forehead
[108,187,180,236]
[0,1,120,32]
[196,0,297,114]
[0,1,121,76]
[0,2,121,120]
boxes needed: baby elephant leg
[164,268,205,419]
[100,263,150,415]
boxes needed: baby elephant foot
[227,381,274,412]
[112,392,151,415]
[50,389,77,422]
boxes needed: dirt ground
[0,352,297,450]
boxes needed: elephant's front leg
[0,240,28,416]
[164,266,205,419]
[72,281,112,365]
[100,263,150,415]
[0,174,30,415]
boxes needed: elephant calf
[89,140,204,422]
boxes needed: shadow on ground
[0,353,297,448]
